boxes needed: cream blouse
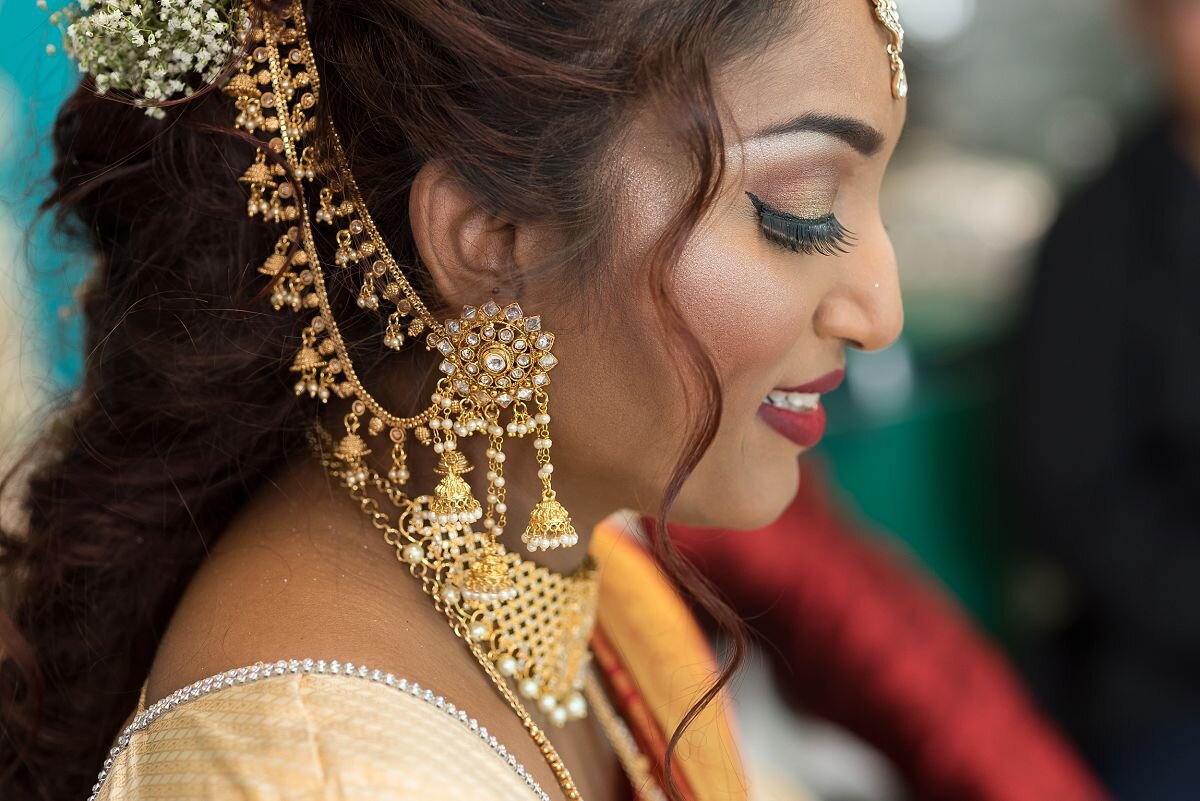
[94,659,552,801]
[92,657,814,801]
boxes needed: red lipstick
[758,368,844,449]
[779,368,845,395]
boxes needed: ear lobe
[408,159,516,309]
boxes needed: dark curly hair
[0,1,797,798]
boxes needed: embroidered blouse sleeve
[94,668,547,801]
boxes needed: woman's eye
[746,191,855,257]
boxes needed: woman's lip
[759,401,827,449]
[777,367,844,395]
[758,367,841,448]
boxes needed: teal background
[0,0,82,389]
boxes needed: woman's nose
[812,243,904,352]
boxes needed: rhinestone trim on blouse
[86,658,552,801]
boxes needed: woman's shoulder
[93,659,550,801]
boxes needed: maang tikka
[225,0,596,746]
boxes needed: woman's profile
[0,1,909,799]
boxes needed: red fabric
[662,457,1110,801]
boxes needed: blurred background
[1,1,1195,800]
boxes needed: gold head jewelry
[223,0,595,796]
[871,0,908,99]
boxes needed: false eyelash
[746,191,856,257]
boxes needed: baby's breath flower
[47,0,244,116]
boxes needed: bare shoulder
[141,457,613,799]
[145,458,476,709]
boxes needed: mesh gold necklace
[311,424,597,799]
[313,426,667,801]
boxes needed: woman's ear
[408,159,516,308]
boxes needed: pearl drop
[497,656,518,676]
[551,706,568,727]
[538,695,558,713]
[496,503,507,514]
[402,544,424,564]
[565,692,587,718]
[441,587,460,605]
[495,453,506,463]
[470,623,489,641]
[520,679,540,699]
[433,442,444,453]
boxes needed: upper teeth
[765,390,820,412]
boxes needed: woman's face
[529,0,907,530]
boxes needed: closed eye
[747,192,855,257]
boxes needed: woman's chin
[666,458,800,531]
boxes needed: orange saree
[590,519,756,801]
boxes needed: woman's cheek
[673,225,808,394]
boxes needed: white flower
[48,0,243,115]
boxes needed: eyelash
[746,191,855,257]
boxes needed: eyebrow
[743,112,885,156]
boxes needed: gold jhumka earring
[223,2,598,796]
